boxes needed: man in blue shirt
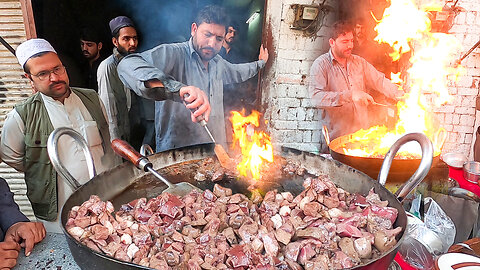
[0,177,45,268]
[118,5,268,152]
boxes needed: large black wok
[56,133,433,270]
[329,132,440,183]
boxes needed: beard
[82,51,95,60]
[193,36,219,62]
[118,45,136,56]
[197,47,217,61]
[334,47,352,59]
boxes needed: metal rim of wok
[329,132,440,182]
[59,141,427,270]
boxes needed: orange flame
[230,110,274,180]
[342,0,463,158]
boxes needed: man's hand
[258,44,269,63]
[5,222,45,256]
[179,86,211,123]
[352,91,374,106]
[0,241,20,269]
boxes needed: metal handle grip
[47,127,96,190]
[322,125,330,146]
[111,139,149,170]
[377,132,433,202]
[140,144,154,156]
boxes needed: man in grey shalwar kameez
[117,5,268,152]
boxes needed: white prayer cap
[15,38,56,68]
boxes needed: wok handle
[47,127,96,190]
[111,139,150,171]
[377,133,433,202]
[322,125,330,146]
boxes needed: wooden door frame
[19,0,36,38]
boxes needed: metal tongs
[112,139,201,196]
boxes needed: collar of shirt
[328,49,353,67]
[187,38,198,59]
[39,89,73,106]
[187,38,221,70]
[113,47,124,65]
[327,49,339,65]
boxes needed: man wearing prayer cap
[0,38,116,232]
[97,15,155,147]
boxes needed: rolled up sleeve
[117,48,183,102]
[221,59,264,85]
[363,60,401,100]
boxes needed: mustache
[201,47,215,52]
[49,81,67,88]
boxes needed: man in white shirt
[97,16,137,141]
[0,39,116,232]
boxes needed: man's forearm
[312,89,351,108]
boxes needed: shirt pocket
[83,121,102,147]
[24,132,50,164]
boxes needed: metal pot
[463,161,480,184]
[327,131,440,183]
[52,130,433,270]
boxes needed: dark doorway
[31,0,265,86]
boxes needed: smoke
[116,0,197,50]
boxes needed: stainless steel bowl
[441,152,467,169]
[463,161,480,184]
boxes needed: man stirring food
[117,5,268,152]
[309,20,403,151]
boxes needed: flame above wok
[341,0,462,158]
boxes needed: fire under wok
[57,133,433,270]
[328,132,440,183]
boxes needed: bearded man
[309,20,403,152]
[1,39,115,232]
[79,28,104,91]
[117,5,268,152]
[97,16,139,141]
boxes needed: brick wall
[263,0,480,158]
[447,0,480,159]
[263,0,338,154]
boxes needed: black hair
[228,22,240,32]
[80,27,102,44]
[194,5,230,31]
[23,51,51,73]
[330,20,354,40]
